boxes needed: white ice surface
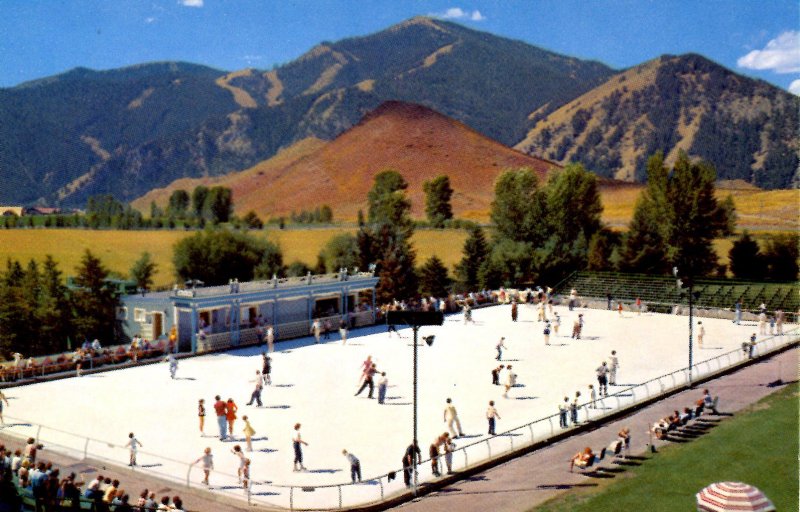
[3,304,787,508]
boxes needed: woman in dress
[226,398,238,437]
[242,415,256,452]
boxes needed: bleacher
[556,271,799,316]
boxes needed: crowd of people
[0,438,186,511]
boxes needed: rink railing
[3,327,797,510]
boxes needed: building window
[116,307,128,320]
[134,308,147,323]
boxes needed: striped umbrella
[696,482,775,512]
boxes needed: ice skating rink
[3,303,791,508]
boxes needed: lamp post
[674,267,696,386]
[386,310,443,494]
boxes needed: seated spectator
[158,495,172,510]
[702,389,719,415]
[617,427,631,452]
[0,468,22,512]
[569,447,594,471]
[84,474,104,500]
[103,479,120,503]
[91,339,102,353]
[172,496,185,512]
[114,494,133,512]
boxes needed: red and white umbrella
[696,482,775,512]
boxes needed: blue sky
[1,1,798,93]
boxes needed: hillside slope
[134,101,560,220]
[515,54,800,188]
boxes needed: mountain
[0,17,613,207]
[0,62,240,205]
[132,101,561,220]
[515,54,800,188]
[2,20,798,208]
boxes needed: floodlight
[423,335,435,347]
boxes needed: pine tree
[418,256,452,298]
[455,226,488,291]
[728,232,764,280]
[131,252,158,294]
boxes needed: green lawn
[531,383,799,512]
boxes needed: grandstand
[556,271,799,317]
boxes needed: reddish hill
[136,101,561,221]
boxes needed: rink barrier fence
[2,323,797,510]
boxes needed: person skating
[543,321,551,345]
[194,448,213,485]
[596,361,609,396]
[342,450,361,483]
[292,423,308,471]
[402,441,421,488]
[697,321,705,348]
[164,354,178,379]
[226,398,238,437]
[608,350,619,385]
[486,400,501,435]
[246,371,263,407]
[443,398,464,438]
[232,445,245,483]
[197,399,205,435]
[126,433,142,467]
[310,319,322,343]
[503,365,517,399]
[491,365,505,385]
[0,389,9,425]
[242,416,256,452]
[558,397,569,428]
[495,337,507,361]
[570,392,581,424]
[213,396,227,440]
[377,372,388,404]
[510,301,518,322]
[355,363,378,398]
[262,353,272,386]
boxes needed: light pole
[386,310,443,494]
[674,267,697,386]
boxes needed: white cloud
[145,17,157,24]
[737,30,800,73]
[180,0,204,7]
[789,79,800,96]
[433,7,486,21]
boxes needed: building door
[152,313,164,339]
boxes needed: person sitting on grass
[569,447,594,472]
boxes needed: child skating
[242,416,256,452]
[126,432,142,466]
[195,447,213,485]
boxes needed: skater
[569,289,578,311]
[588,384,597,408]
[747,333,757,359]
[606,291,612,310]
[495,337,507,361]
[165,353,178,379]
[503,365,517,399]
[443,398,464,438]
[246,372,263,407]
[596,361,609,396]
[543,321,551,345]
[213,396,227,440]
[402,441,421,487]
[0,389,8,424]
[377,372,388,404]
[558,397,569,428]
[491,365,505,385]
[310,319,322,343]
[733,300,742,325]
[570,392,581,424]
[198,399,205,435]
[758,311,767,335]
[355,363,378,398]
[636,297,642,315]
[242,458,250,493]
[443,433,456,474]
[697,321,705,348]
[486,400,501,435]
[510,301,518,322]
[609,350,619,385]
[194,448,213,485]
[226,398,238,437]
[266,325,275,353]
[571,316,582,339]
[292,423,308,471]
[776,309,785,335]
[769,315,775,336]
[339,318,348,345]
[538,300,547,322]
[232,445,245,483]
[463,303,473,324]
[262,354,272,386]
[429,440,441,477]
[387,320,401,338]
[323,319,332,340]
[126,433,142,467]
[242,416,256,452]
[552,312,561,336]
[342,450,361,483]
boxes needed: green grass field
[530,383,799,512]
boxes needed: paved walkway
[3,346,796,512]
[393,346,798,512]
